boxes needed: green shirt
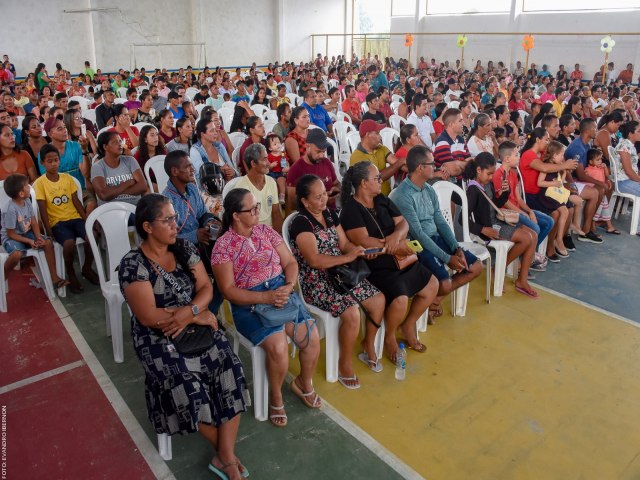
[84,67,95,80]
[389,177,459,263]
[349,143,392,196]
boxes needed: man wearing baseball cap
[349,119,404,196]
[286,128,340,213]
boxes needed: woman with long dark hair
[119,194,249,479]
[134,125,167,171]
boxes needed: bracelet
[82,151,89,155]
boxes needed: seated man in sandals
[390,146,483,320]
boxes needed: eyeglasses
[419,162,435,168]
[238,203,261,216]
[153,215,178,225]
[368,174,382,183]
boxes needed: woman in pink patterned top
[211,188,321,428]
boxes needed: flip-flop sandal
[606,229,621,235]
[54,279,70,289]
[290,379,321,408]
[208,459,242,480]
[430,303,443,318]
[357,351,383,373]
[268,405,287,428]
[515,285,539,299]
[338,375,361,390]
[398,339,427,353]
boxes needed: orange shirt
[341,98,361,122]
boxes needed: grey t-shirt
[91,155,142,206]
[1,199,33,244]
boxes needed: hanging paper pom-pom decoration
[405,34,414,47]
[456,35,468,48]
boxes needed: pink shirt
[211,224,283,289]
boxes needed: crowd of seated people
[2,52,640,477]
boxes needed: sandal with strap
[357,351,383,373]
[208,458,242,480]
[290,378,321,409]
[337,375,361,390]
[268,404,288,428]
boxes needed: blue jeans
[518,211,554,248]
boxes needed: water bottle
[395,343,406,381]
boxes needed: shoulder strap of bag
[469,181,503,216]
[139,248,192,304]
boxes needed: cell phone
[363,247,384,255]
[80,124,87,137]
[406,239,423,253]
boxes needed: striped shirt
[432,130,469,169]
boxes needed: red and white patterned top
[211,224,283,289]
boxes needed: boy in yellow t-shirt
[34,144,99,294]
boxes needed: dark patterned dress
[118,239,250,436]
[289,210,381,317]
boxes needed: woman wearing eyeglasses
[119,194,250,480]
[211,188,321,428]
[339,161,437,368]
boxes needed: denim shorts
[417,235,478,282]
[230,274,314,346]
[51,218,86,245]
[2,231,36,255]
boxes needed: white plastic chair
[333,120,356,156]
[186,87,199,100]
[0,184,56,311]
[390,101,400,115]
[222,176,243,201]
[361,102,369,114]
[70,96,90,111]
[263,119,277,134]
[325,137,345,181]
[448,100,460,109]
[84,202,136,363]
[432,182,492,314]
[515,168,548,256]
[281,213,341,382]
[113,98,126,105]
[392,94,405,104]
[82,109,97,125]
[380,127,399,152]
[250,104,269,119]
[285,93,300,106]
[52,177,86,298]
[389,114,406,132]
[346,130,361,154]
[117,87,128,99]
[133,122,155,132]
[97,126,112,139]
[195,103,207,116]
[217,107,234,133]
[231,147,242,171]
[228,132,247,151]
[143,155,169,193]
[264,110,278,123]
[336,111,352,124]
[221,101,237,110]
[608,146,639,235]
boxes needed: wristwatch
[191,303,200,316]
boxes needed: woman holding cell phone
[288,174,386,387]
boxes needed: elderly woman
[339,161,439,365]
[614,121,640,234]
[466,113,497,158]
[290,174,386,386]
[211,188,321,427]
[118,194,250,480]
[190,118,237,183]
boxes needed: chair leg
[157,433,172,461]
[34,251,56,301]
[108,298,124,363]
[493,247,509,297]
[54,243,66,298]
[374,320,386,361]
[0,256,7,313]
[323,314,340,383]
[454,284,469,317]
[631,199,640,236]
[485,257,491,304]
[250,346,268,421]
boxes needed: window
[392,0,416,16]
[523,0,639,11]
[426,0,510,15]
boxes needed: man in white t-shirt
[406,93,435,149]
[234,143,283,233]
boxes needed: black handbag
[143,252,215,355]
[327,258,371,291]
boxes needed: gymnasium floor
[2,213,639,480]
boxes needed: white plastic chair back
[222,176,243,201]
[82,109,97,125]
[251,104,269,119]
[333,120,356,155]
[113,98,126,105]
[217,107,234,133]
[390,101,400,115]
[380,127,399,152]
[70,96,90,111]
[448,101,460,109]
[432,181,471,242]
[389,114,406,132]
[325,137,343,181]
[518,109,527,124]
[195,103,207,116]
[346,130,361,153]
[186,87,199,100]
[285,94,300,106]
[361,102,369,114]
[328,79,338,89]
[97,126,112,139]
[134,122,155,132]
[144,155,168,193]
[231,147,242,170]
[336,111,351,123]
[228,132,248,150]
[117,87,128,99]
[264,119,277,133]
[307,124,320,130]
[265,110,278,123]
[221,101,237,110]
[392,94,404,104]
[327,112,338,123]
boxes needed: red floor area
[0,273,155,479]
